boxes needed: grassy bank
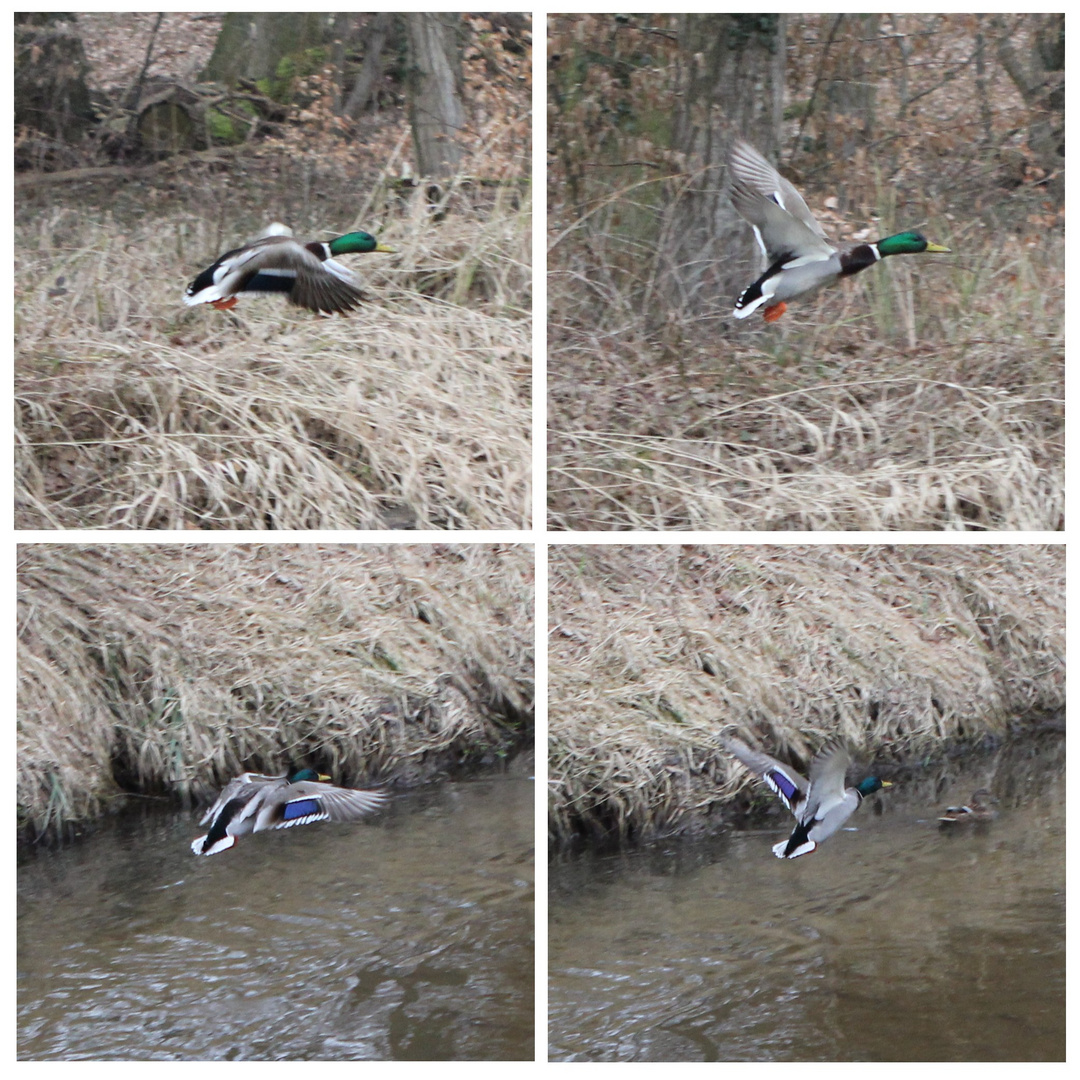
[548,545,1064,845]
[16,174,531,529]
[18,544,534,842]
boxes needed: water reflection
[18,756,534,1061]
[550,737,1064,1061]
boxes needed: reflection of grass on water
[548,545,1064,847]
[15,177,531,530]
[18,544,535,842]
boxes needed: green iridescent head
[328,231,394,255]
[877,231,950,257]
[856,776,892,796]
[287,767,327,783]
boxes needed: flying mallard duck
[727,140,950,322]
[191,767,388,855]
[938,788,998,826]
[721,734,892,858]
[184,223,393,315]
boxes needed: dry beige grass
[548,545,1064,844]
[16,185,531,529]
[18,544,534,840]
[548,225,1063,531]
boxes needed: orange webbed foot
[763,302,786,323]
[210,297,239,311]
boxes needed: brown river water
[549,736,1064,1061]
[18,754,534,1060]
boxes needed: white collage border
[6,6,1072,1071]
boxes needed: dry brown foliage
[72,13,531,181]
[548,545,1064,844]
[18,544,535,840]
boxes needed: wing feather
[721,734,809,814]
[728,141,834,268]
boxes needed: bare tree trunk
[974,18,993,146]
[992,13,1064,201]
[14,18,95,147]
[202,13,325,85]
[343,12,393,118]
[823,13,878,158]
[329,13,352,115]
[406,13,465,178]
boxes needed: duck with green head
[728,140,950,322]
[721,734,892,858]
[191,766,388,855]
[938,788,998,826]
[184,223,393,315]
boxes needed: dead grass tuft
[548,545,1064,845]
[18,544,534,840]
[549,375,1062,531]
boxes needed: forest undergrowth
[16,11,532,530]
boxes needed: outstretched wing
[721,734,809,815]
[800,740,851,820]
[197,771,283,826]
[262,782,389,830]
[287,259,364,314]
[728,140,833,268]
